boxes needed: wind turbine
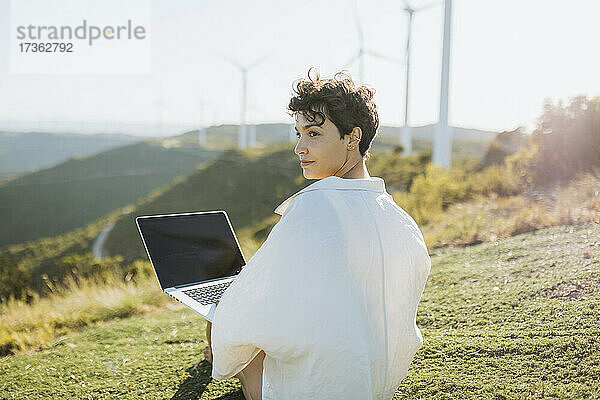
[245,102,264,148]
[218,52,273,149]
[400,0,443,157]
[432,0,453,168]
[345,0,402,83]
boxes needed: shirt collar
[274,176,387,215]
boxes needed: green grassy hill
[100,142,436,264]
[0,127,494,299]
[0,122,494,251]
[102,144,305,263]
[0,144,304,299]
[0,209,127,296]
[1,222,598,399]
[0,142,220,247]
[0,143,431,300]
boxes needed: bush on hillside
[46,253,125,294]
[393,164,470,225]
[465,164,521,198]
[392,162,520,226]
[124,259,154,282]
[367,150,431,192]
[480,127,527,170]
[0,257,31,302]
[507,95,600,187]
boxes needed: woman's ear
[351,127,362,143]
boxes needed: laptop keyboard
[182,281,232,305]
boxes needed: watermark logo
[15,19,147,46]
[10,0,151,74]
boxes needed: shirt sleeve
[210,190,343,380]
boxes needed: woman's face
[294,112,356,180]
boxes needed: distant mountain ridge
[170,123,497,154]
[0,131,146,181]
[0,124,497,182]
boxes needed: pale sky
[0,0,598,136]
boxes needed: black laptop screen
[136,211,245,290]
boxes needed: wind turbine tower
[246,104,263,148]
[219,53,271,149]
[248,123,257,148]
[400,0,443,156]
[432,0,453,168]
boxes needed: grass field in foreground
[1,222,598,399]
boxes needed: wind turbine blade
[351,0,364,46]
[344,53,360,68]
[216,52,243,70]
[364,49,402,64]
[415,1,443,12]
[247,50,276,70]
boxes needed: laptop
[135,210,246,322]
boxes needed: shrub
[507,96,600,187]
[466,164,521,198]
[507,204,559,236]
[0,257,31,303]
[393,164,470,225]
[124,259,154,282]
[506,136,541,186]
[52,253,124,292]
[368,150,431,193]
[480,127,527,170]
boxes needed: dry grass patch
[418,172,600,249]
[539,278,600,301]
[0,270,168,357]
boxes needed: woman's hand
[203,300,219,364]
[202,342,213,364]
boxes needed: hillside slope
[0,143,431,298]
[102,144,305,263]
[99,144,442,263]
[1,122,495,251]
[0,142,220,247]
[1,222,597,399]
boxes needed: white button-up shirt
[211,176,431,399]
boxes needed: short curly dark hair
[287,67,379,160]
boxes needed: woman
[203,68,431,400]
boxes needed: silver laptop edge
[135,210,245,322]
